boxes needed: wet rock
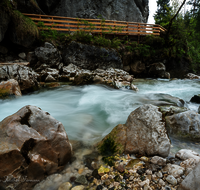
[165,111,200,140]
[190,94,200,103]
[0,105,72,188]
[178,162,200,190]
[62,41,123,70]
[175,149,200,163]
[35,42,61,68]
[159,105,188,117]
[92,169,101,180]
[125,104,171,157]
[130,83,139,91]
[185,73,200,79]
[58,182,72,190]
[0,79,22,98]
[151,156,166,166]
[75,175,88,185]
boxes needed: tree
[154,0,171,25]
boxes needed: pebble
[151,156,166,166]
[58,182,72,190]
[166,175,177,185]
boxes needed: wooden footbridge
[23,13,166,38]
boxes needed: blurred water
[1,79,200,153]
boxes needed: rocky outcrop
[0,105,72,189]
[98,104,171,157]
[50,0,149,23]
[185,73,200,79]
[165,111,200,140]
[62,41,123,70]
[0,65,39,93]
[0,79,22,98]
[35,42,62,68]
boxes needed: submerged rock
[190,94,200,103]
[165,111,200,140]
[0,105,72,189]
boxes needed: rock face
[49,0,149,23]
[165,111,200,140]
[0,65,39,93]
[62,41,123,70]
[0,7,10,43]
[35,42,62,68]
[0,105,72,189]
[0,79,22,98]
[99,104,171,157]
[178,162,200,190]
[125,104,170,157]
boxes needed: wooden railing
[23,13,167,36]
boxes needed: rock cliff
[38,0,149,23]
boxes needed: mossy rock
[159,105,189,117]
[0,88,10,98]
[97,124,127,156]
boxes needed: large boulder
[35,42,62,68]
[0,79,22,98]
[178,162,200,190]
[165,111,200,140]
[130,60,146,76]
[125,104,170,157]
[50,0,149,23]
[148,62,170,79]
[0,65,39,93]
[62,41,123,70]
[0,105,72,189]
[98,104,171,157]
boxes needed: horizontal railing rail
[23,13,167,36]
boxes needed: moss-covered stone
[97,124,127,156]
[0,88,10,98]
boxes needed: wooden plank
[0,62,30,66]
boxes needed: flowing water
[1,79,200,155]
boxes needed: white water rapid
[1,79,200,154]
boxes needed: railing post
[126,22,129,35]
[138,23,140,43]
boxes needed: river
[1,78,200,155]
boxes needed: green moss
[98,137,117,156]
[0,88,10,98]
[12,10,39,38]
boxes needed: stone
[0,105,72,188]
[166,175,177,185]
[71,185,85,190]
[125,104,171,157]
[185,73,200,79]
[26,52,38,67]
[130,83,139,91]
[35,42,61,68]
[75,175,88,185]
[151,156,166,166]
[50,0,149,23]
[18,52,26,59]
[130,60,146,75]
[45,74,56,82]
[58,182,72,190]
[0,65,39,93]
[0,79,22,98]
[162,164,185,178]
[178,162,200,190]
[180,158,197,175]
[148,62,168,78]
[165,111,200,140]
[62,41,123,70]
[190,94,200,103]
[159,179,165,186]
[175,149,200,163]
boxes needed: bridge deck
[23,13,166,37]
